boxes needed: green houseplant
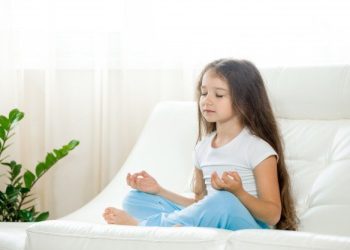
[0,109,79,222]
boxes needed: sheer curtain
[1,0,349,219]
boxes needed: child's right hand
[126,171,161,195]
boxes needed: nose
[202,94,213,106]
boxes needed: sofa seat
[229,229,350,250]
[25,220,233,250]
[25,220,350,250]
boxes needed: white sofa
[1,65,350,250]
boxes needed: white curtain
[1,0,350,219]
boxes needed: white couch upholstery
[1,65,350,250]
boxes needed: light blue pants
[122,190,269,230]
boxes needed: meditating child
[103,58,298,231]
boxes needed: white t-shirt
[194,127,278,197]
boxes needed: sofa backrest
[65,65,350,238]
[64,102,198,223]
[262,65,350,237]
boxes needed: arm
[211,156,281,226]
[127,170,199,207]
[157,167,207,206]
[158,188,195,207]
[193,167,207,202]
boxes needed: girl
[103,59,298,230]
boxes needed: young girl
[103,59,298,230]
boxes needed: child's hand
[211,171,244,196]
[211,172,225,190]
[126,171,161,195]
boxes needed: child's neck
[215,119,244,143]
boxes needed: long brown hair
[194,59,298,230]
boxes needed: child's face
[199,70,235,124]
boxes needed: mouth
[203,109,215,113]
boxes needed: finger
[211,171,218,177]
[103,212,110,218]
[229,171,241,181]
[211,173,224,189]
[126,173,131,186]
[132,173,143,183]
[222,171,234,181]
[128,175,136,188]
[211,172,217,183]
[214,173,227,188]
[221,172,230,183]
[211,175,220,189]
[130,173,141,184]
[211,171,220,182]
[134,171,145,177]
[141,170,150,177]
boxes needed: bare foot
[103,207,138,226]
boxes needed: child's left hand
[211,171,244,196]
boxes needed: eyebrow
[200,86,228,91]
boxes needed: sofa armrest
[25,220,232,250]
[229,229,350,250]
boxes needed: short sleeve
[193,144,201,169]
[248,139,278,169]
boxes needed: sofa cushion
[26,220,233,250]
[229,229,350,250]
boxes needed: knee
[208,191,239,205]
[122,190,156,210]
[122,190,140,210]
[205,191,241,213]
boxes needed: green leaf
[11,163,22,180]
[45,153,57,167]
[8,110,18,123]
[9,109,24,123]
[13,176,23,187]
[35,162,46,178]
[0,116,10,131]
[8,194,19,203]
[19,209,34,222]
[53,149,61,158]
[24,170,36,188]
[0,127,5,140]
[5,185,16,196]
[0,191,6,202]
[67,140,80,150]
[34,212,49,222]
[20,187,30,194]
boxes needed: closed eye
[200,93,224,98]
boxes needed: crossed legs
[102,190,267,230]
